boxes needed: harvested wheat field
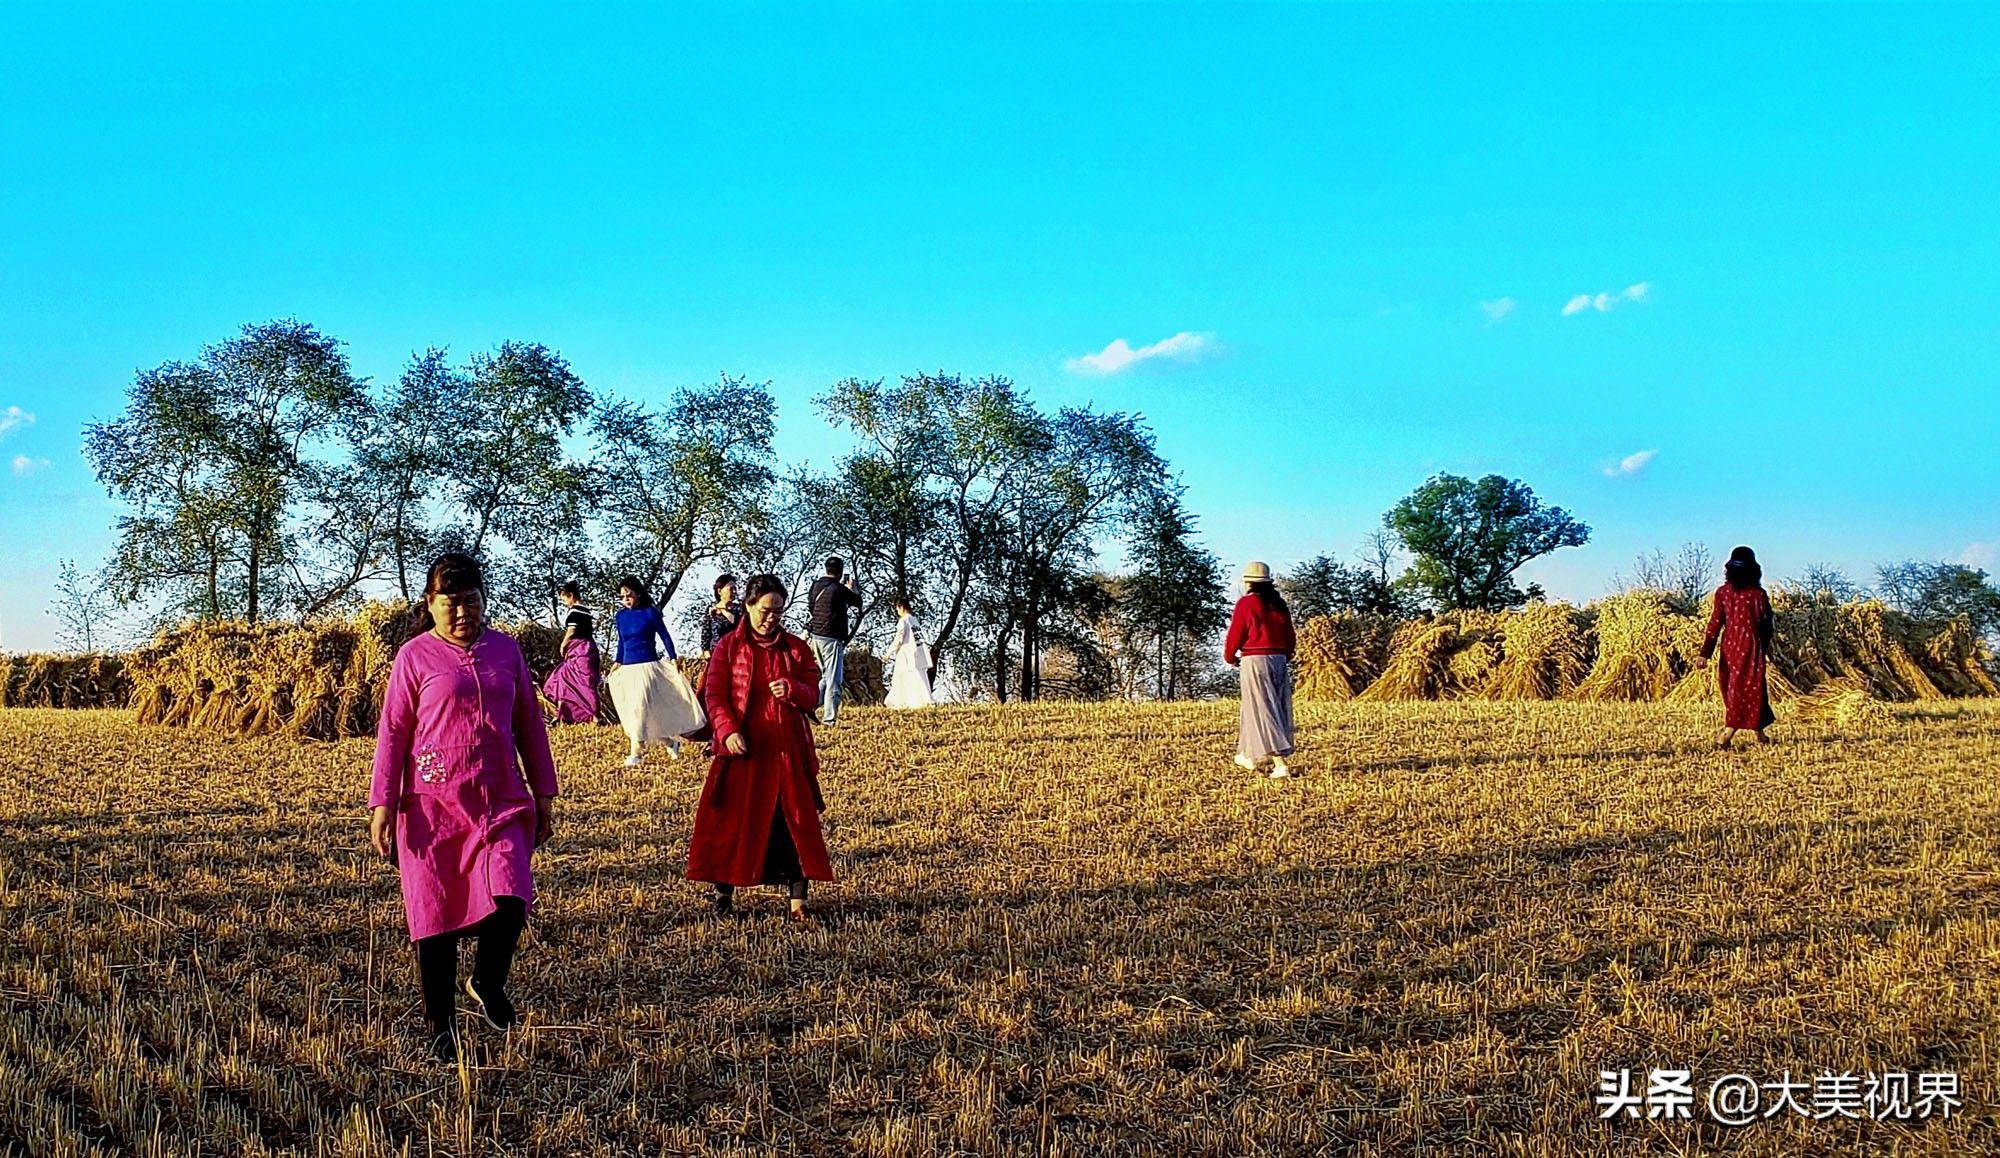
[3,700,1999,1156]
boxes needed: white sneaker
[1232,753,1258,772]
[623,753,643,767]
[1268,761,1292,779]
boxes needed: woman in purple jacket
[369,553,559,1062]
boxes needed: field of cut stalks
[3,699,1999,1156]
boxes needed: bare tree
[1615,542,1715,608]
[47,559,119,652]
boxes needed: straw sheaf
[1789,676,1895,730]
[0,653,131,709]
[1356,620,1463,702]
[1480,603,1592,700]
[1572,591,1689,701]
[1293,613,1397,701]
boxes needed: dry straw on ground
[3,699,1997,1155]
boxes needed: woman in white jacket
[884,595,935,710]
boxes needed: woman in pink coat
[369,553,559,1062]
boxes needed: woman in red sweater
[1224,561,1297,777]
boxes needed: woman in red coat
[1699,545,1777,748]
[686,573,835,921]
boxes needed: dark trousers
[716,808,810,903]
[416,896,525,1032]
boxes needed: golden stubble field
[2,700,1998,1157]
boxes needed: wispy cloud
[1961,542,1996,570]
[10,455,50,477]
[1602,448,1658,478]
[1065,331,1220,376]
[1480,297,1517,325]
[1562,282,1651,317]
[0,406,34,439]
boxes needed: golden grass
[3,700,1998,1155]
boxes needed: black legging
[416,896,525,1032]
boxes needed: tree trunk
[246,535,261,623]
[992,617,1014,703]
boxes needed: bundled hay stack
[1441,610,1505,694]
[1832,601,1943,702]
[1356,620,1464,701]
[843,647,887,706]
[0,653,131,709]
[1789,676,1894,730]
[1481,603,1592,700]
[1768,588,1846,691]
[128,619,390,740]
[505,620,567,683]
[1292,613,1398,700]
[1919,618,2000,697]
[1573,591,1690,701]
[128,603,422,741]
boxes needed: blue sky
[3,3,1996,650]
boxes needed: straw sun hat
[1241,561,1272,583]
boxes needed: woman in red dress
[685,573,835,922]
[1698,545,1777,748]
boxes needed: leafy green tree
[1121,490,1229,698]
[1385,474,1589,611]
[439,342,594,558]
[814,372,1044,678]
[590,373,777,606]
[991,407,1167,700]
[354,348,469,602]
[85,319,369,623]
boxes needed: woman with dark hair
[1224,560,1298,778]
[701,573,745,656]
[1699,545,1777,748]
[541,581,600,724]
[884,592,934,709]
[369,553,559,1062]
[606,574,704,766]
[686,573,836,921]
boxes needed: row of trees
[74,319,1992,693]
[78,320,1235,700]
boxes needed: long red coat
[1701,583,1776,730]
[685,627,835,887]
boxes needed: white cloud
[1065,331,1219,376]
[1602,448,1658,478]
[0,406,34,439]
[1562,282,1652,317]
[1960,542,1997,570]
[10,455,50,476]
[1480,297,1517,324]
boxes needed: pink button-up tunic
[370,629,560,941]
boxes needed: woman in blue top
[604,575,706,767]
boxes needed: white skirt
[606,659,705,744]
[885,644,934,709]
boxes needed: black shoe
[428,1027,460,1064]
[465,974,518,1031]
